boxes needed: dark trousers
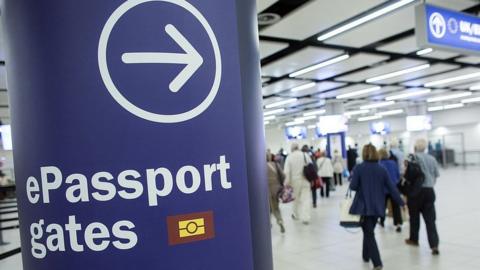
[380,195,403,226]
[320,177,331,198]
[311,186,317,206]
[408,188,439,249]
[362,216,382,268]
[334,173,342,186]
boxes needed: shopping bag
[340,190,361,228]
[278,185,294,203]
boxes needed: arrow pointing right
[122,24,204,93]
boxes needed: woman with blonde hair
[349,144,405,270]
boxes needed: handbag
[302,154,318,182]
[313,177,323,189]
[278,185,294,203]
[339,190,361,228]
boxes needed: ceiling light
[289,54,350,77]
[295,115,317,122]
[337,86,381,99]
[264,108,285,116]
[416,48,434,56]
[360,101,395,110]
[303,109,326,117]
[366,64,431,83]
[428,106,444,112]
[424,72,480,87]
[385,89,432,101]
[344,110,370,116]
[285,120,304,127]
[265,98,297,109]
[263,115,276,121]
[308,125,317,129]
[317,0,417,41]
[291,82,316,92]
[376,109,404,116]
[264,121,270,125]
[358,115,382,122]
[427,92,472,103]
[462,96,480,104]
[444,103,464,110]
[470,84,480,91]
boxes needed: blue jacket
[349,161,404,217]
[380,159,400,188]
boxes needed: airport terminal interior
[2,0,480,269]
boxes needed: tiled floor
[2,167,480,269]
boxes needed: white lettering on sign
[26,155,233,259]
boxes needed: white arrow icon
[121,24,204,93]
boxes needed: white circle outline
[98,0,222,123]
[429,12,446,39]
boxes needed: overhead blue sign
[416,4,480,55]
[1,0,272,269]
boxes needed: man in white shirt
[284,143,312,224]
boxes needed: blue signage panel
[416,4,480,55]
[1,0,272,269]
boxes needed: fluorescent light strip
[424,72,480,87]
[265,98,297,109]
[295,115,317,122]
[416,48,433,56]
[263,115,276,121]
[444,103,464,110]
[358,115,382,122]
[336,86,381,99]
[303,109,326,117]
[289,54,350,78]
[317,0,416,41]
[285,120,304,127]
[385,89,432,101]
[360,101,395,110]
[376,109,404,116]
[366,64,431,83]
[291,82,316,92]
[462,96,480,104]
[470,84,480,91]
[307,125,317,129]
[427,92,472,103]
[428,106,444,112]
[344,110,369,116]
[264,108,285,116]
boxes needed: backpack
[399,154,425,197]
[303,154,318,183]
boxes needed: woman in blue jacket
[350,144,404,270]
[378,148,403,232]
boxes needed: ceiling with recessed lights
[258,0,480,126]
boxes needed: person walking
[316,151,334,198]
[378,149,403,232]
[405,139,441,256]
[332,150,344,186]
[284,143,312,225]
[266,152,285,233]
[302,145,319,208]
[350,144,405,270]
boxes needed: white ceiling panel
[421,50,460,60]
[378,63,460,84]
[298,53,389,80]
[262,79,307,96]
[325,0,477,48]
[259,41,289,59]
[260,0,386,40]
[261,47,343,77]
[373,87,440,101]
[263,97,318,109]
[376,36,418,54]
[336,59,427,83]
[281,81,347,98]
[455,56,480,64]
[367,86,406,100]
[0,92,8,106]
[402,67,480,87]
[257,0,277,13]
[0,66,6,89]
[452,80,480,90]
[0,108,9,118]
[314,84,385,99]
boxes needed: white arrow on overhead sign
[121,23,204,93]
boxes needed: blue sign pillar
[1,0,273,269]
[416,4,480,55]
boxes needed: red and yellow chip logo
[167,211,215,245]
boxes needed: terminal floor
[1,167,480,269]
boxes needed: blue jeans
[362,216,382,268]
